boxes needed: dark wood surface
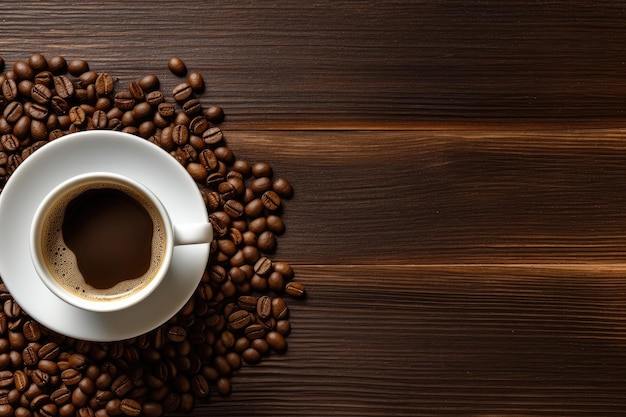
[4,1,626,415]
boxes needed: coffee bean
[29,370,48,388]
[166,326,186,343]
[12,61,33,81]
[256,296,272,320]
[13,371,27,392]
[132,101,152,120]
[137,74,160,92]
[113,91,134,111]
[257,230,277,252]
[50,387,71,406]
[53,76,74,99]
[1,79,17,101]
[0,135,18,153]
[141,401,163,417]
[244,324,266,340]
[61,369,81,386]
[28,54,47,72]
[0,404,13,417]
[111,375,133,397]
[285,281,306,298]
[68,106,86,125]
[167,57,187,76]
[172,83,192,102]
[119,398,141,416]
[202,105,224,124]
[171,124,188,145]
[254,257,273,276]
[95,73,114,97]
[186,72,204,92]
[228,310,252,331]
[261,190,281,211]
[189,115,208,135]
[31,84,51,104]
[271,297,289,320]
[38,360,58,375]
[67,59,89,76]
[202,126,223,146]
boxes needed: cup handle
[173,223,213,246]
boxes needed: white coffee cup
[30,171,213,313]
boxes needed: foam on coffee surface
[40,182,167,302]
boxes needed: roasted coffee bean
[0,404,13,417]
[13,115,31,139]
[261,190,281,211]
[266,331,287,352]
[167,57,187,76]
[257,230,277,252]
[29,370,48,388]
[12,61,33,81]
[69,106,86,125]
[119,398,141,416]
[137,73,159,92]
[113,91,134,111]
[18,80,34,98]
[202,126,223,146]
[28,53,47,71]
[186,72,204,92]
[31,84,51,104]
[204,105,224,124]
[172,83,192,101]
[13,371,27,392]
[228,310,252,331]
[71,388,89,408]
[95,73,114,96]
[244,324,266,340]
[38,360,58,375]
[0,135,18,153]
[256,296,272,319]
[50,387,71,406]
[1,79,17,101]
[38,343,60,361]
[132,101,151,120]
[254,257,273,276]
[172,124,188,145]
[145,90,163,106]
[285,281,306,298]
[224,199,244,218]
[53,76,74,99]
[271,297,289,320]
[34,70,53,86]
[61,369,81,386]
[67,59,89,76]
[27,103,48,120]
[267,214,286,234]
[189,115,208,135]
[3,101,23,124]
[111,375,133,397]
[140,401,163,417]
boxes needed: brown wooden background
[4,0,626,415]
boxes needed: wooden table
[4,1,626,415]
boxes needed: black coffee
[41,182,167,302]
[62,188,153,289]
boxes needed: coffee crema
[40,182,167,302]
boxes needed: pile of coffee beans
[0,54,305,416]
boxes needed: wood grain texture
[1,1,626,128]
[1,0,626,415]
[227,129,626,265]
[202,265,626,416]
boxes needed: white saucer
[0,131,210,342]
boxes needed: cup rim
[30,171,174,313]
